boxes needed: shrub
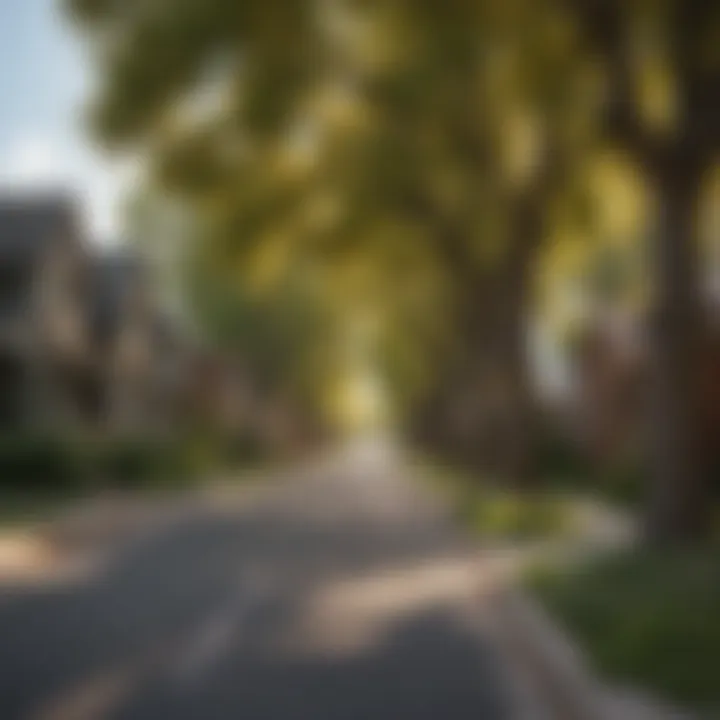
[96,436,208,488]
[97,439,162,487]
[0,435,93,491]
[0,431,268,494]
[599,458,646,507]
[535,426,588,483]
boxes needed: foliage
[422,460,576,540]
[597,459,646,508]
[0,435,95,491]
[534,423,588,483]
[528,547,720,715]
[534,425,646,509]
[96,438,192,487]
[65,0,720,537]
[184,239,334,404]
[0,432,263,492]
[63,0,593,432]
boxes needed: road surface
[0,451,519,720]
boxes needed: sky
[0,0,132,241]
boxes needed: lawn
[456,487,577,540]
[527,546,720,717]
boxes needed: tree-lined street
[1,0,719,714]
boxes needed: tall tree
[574,0,720,540]
[64,0,598,488]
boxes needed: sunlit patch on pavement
[273,556,485,659]
[0,532,97,586]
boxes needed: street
[0,453,518,720]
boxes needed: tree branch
[570,0,657,164]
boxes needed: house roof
[0,194,79,259]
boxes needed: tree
[70,0,719,528]
[572,0,720,541]
[65,0,595,481]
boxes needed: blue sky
[0,0,129,240]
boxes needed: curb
[489,588,606,720]
[488,587,700,720]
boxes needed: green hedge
[96,438,195,488]
[0,435,94,490]
[0,432,264,491]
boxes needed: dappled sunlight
[0,532,60,583]
[274,556,485,660]
[0,466,519,719]
[0,529,110,589]
[1,0,719,715]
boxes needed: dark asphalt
[0,456,516,720]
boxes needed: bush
[535,425,588,483]
[0,435,93,491]
[0,430,269,495]
[220,432,265,465]
[96,438,186,488]
[598,459,646,507]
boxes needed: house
[145,313,197,433]
[0,193,243,441]
[89,253,167,433]
[88,252,204,435]
[0,195,94,430]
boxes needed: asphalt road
[0,452,517,720]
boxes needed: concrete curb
[488,587,700,720]
[490,588,606,720]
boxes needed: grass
[527,546,720,716]
[416,459,578,540]
[457,487,577,540]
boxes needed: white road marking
[169,567,276,686]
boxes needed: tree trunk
[440,244,538,484]
[493,208,542,487]
[497,279,535,485]
[408,209,539,483]
[646,156,709,542]
[430,286,495,471]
